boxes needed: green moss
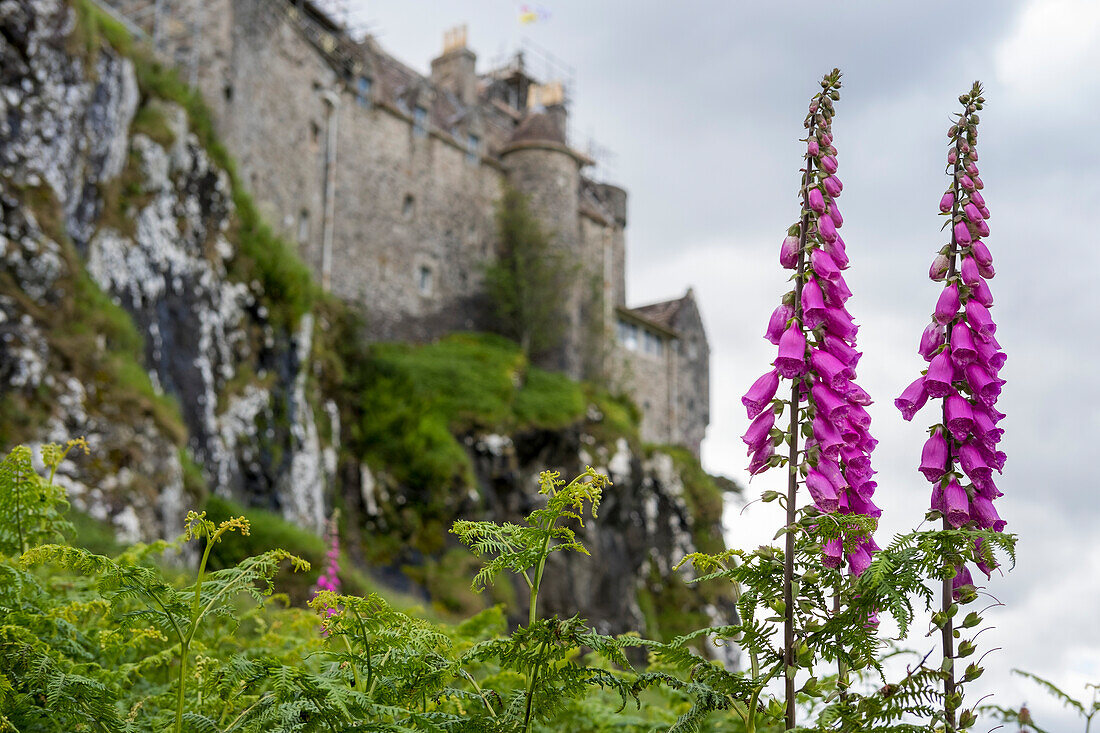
[513,369,586,429]
[130,102,175,147]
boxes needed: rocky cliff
[0,0,737,651]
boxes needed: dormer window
[356,76,372,108]
[413,106,428,137]
[466,133,480,164]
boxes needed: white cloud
[995,0,1100,104]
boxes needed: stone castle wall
[106,0,709,453]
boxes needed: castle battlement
[102,0,709,454]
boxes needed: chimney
[430,25,477,107]
[528,81,568,142]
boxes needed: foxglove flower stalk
[739,69,881,578]
[737,70,881,730]
[313,511,342,619]
[896,85,1007,733]
[896,82,1007,574]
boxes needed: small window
[417,265,433,295]
[413,106,428,137]
[402,194,415,219]
[617,320,638,351]
[644,330,664,357]
[297,209,310,244]
[356,76,372,108]
[309,121,321,149]
[466,133,480,164]
[223,84,233,102]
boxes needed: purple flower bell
[818,214,839,243]
[742,369,780,419]
[810,348,853,391]
[943,478,970,527]
[945,393,975,441]
[950,322,978,365]
[952,564,975,600]
[934,283,960,324]
[939,192,955,213]
[824,175,843,197]
[823,306,858,341]
[924,350,956,398]
[806,468,840,512]
[742,408,775,456]
[803,277,828,329]
[971,495,1006,532]
[919,429,949,482]
[775,322,808,377]
[965,300,997,339]
[895,376,929,421]
[823,537,843,568]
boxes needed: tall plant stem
[783,135,814,731]
[940,127,964,733]
[522,509,555,733]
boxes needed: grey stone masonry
[100,0,711,454]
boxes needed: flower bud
[919,321,946,360]
[975,219,990,238]
[939,192,955,213]
[780,235,800,269]
[807,139,820,156]
[960,174,975,191]
[971,276,993,307]
[947,149,958,164]
[970,240,992,267]
[973,175,984,190]
[818,214,838,243]
[960,255,981,287]
[808,187,826,214]
[964,203,983,222]
[953,221,972,245]
[929,254,950,281]
[821,155,839,174]
[765,302,794,345]
[823,175,843,197]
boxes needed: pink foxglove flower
[742,369,780,418]
[744,70,879,578]
[896,84,1007,581]
[775,322,808,377]
[765,302,794,345]
[934,283,960,324]
[920,429,949,482]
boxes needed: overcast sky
[349,1,1099,726]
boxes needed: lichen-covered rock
[1,0,331,539]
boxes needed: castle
[102,0,710,454]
